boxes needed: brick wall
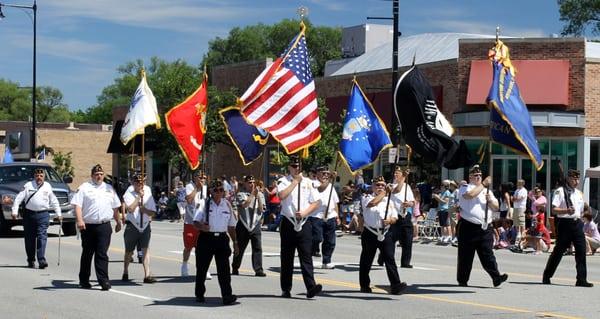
[212,59,272,92]
[458,38,586,112]
[37,128,113,187]
[585,62,600,136]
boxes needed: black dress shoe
[281,291,291,298]
[122,273,129,282]
[255,271,267,277]
[493,273,508,287]
[222,294,238,305]
[312,252,321,257]
[360,286,372,293]
[400,264,413,269]
[575,281,594,287]
[458,282,468,287]
[100,282,111,291]
[306,284,323,298]
[79,282,92,289]
[38,262,48,269]
[196,296,205,303]
[542,278,551,285]
[143,276,157,284]
[27,262,35,268]
[390,282,408,295]
[231,269,239,275]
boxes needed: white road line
[110,288,165,302]
[412,266,438,271]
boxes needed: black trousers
[231,223,263,273]
[79,222,112,285]
[456,219,502,284]
[195,232,233,298]
[378,215,413,267]
[360,230,401,289]
[280,218,317,292]
[543,218,587,282]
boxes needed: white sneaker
[451,237,458,245]
[322,263,335,269]
[206,272,212,280]
[181,262,189,277]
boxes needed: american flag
[240,30,320,154]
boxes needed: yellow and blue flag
[219,106,269,166]
[487,40,543,170]
[339,80,392,173]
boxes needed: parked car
[0,163,76,236]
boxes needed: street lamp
[0,1,37,160]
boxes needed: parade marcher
[11,167,61,269]
[359,176,407,294]
[542,169,593,287]
[121,173,157,283]
[231,175,267,277]
[277,155,323,298]
[391,167,415,268]
[456,164,508,288]
[193,180,239,305]
[377,167,415,267]
[309,166,340,269]
[181,170,211,279]
[71,164,122,290]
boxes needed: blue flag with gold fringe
[487,40,543,170]
[339,80,392,173]
[219,106,269,165]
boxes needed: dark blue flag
[487,40,543,170]
[339,80,392,173]
[3,147,14,163]
[219,106,269,165]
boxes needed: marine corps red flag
[165,73,208,169]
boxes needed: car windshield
[0,166,63,184]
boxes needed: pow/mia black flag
[394,65,472,169]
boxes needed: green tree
[559,0,600,35]
[52,151,75,178]
[0,79,30,121]
[203,19,342,76]
[37,86,69,122]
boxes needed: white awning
[585,166,600,179]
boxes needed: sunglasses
[290,164,300,168]
[375,183,386,187]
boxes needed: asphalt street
[1,221,598,319]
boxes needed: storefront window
[590,140,600,210]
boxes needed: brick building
[210,32,600,208]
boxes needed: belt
[206,232,227,236]
[25,209,50,214]
[86,220,111,225]
[557,217,581,222]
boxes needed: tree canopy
[559,0,600,35]
[0,79,71,122]
[202,19,342,76]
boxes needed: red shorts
[183,223,200,249]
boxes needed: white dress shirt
[311,183,339,220]
[11,181,61,216]
[458,183,497,228]
[552,187,584,219]
[391,182,415,215]
[71,181,121,224]
[277,175,319,219]
[360,194,398,229]
[184,182,207,224]
[193,199,237,232]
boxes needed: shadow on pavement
[509,281,572,287]
[400,283,479,294]
[146,275,196,284]
[149,296,239,308]
[318,289,395,301]
[34,279,83,291]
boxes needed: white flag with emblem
[120,72,161,145]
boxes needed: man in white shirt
[71,164,122,290]
[456,165,507,288]
[309,166,340,269]
[121,173,157,284]
[277,155,322,298]
[193,180,239,305]
[542,169,593,287]
[358,176,407,294]
[391,167,415,268]
[512,179,528,241]
[11,168,61,269]
[181,170,210,279]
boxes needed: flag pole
[141,129,145,229]
[400,145,413,218]
[324,153,340,219]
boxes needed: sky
[0,0,579,112]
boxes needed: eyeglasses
[375,183,386,187]
[213,188,224,193]
[247,181,255,184]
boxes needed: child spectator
[521,205,551,254]
[583,212,600,255]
